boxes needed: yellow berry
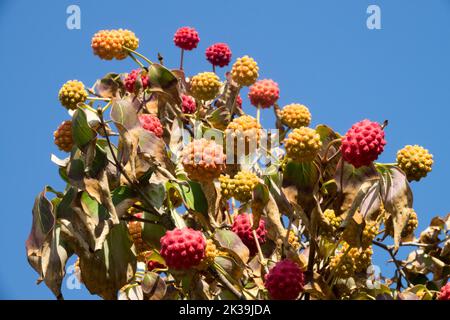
[397,145,433,181]
[231,55,259,87]
[58,80,88,110]
[280,104,312,128]
[190,72,222,101]
[284,127,322,162]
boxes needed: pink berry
[231,213,267,255]
[248,79,280,108]
[138,114,163,138]
[181,94,196,114]
[173,27,200,51]
[438,282,450,300]
[264,260,305,300]
[160,228,206,269]
[124,69,149,93]
[341,119,386,168]
[205,43,232,67]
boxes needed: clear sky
[1,0,449,299]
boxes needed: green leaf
[214,229,250,264]
[148,64,177,90]
[175,181,208,215]
[72,109,96,149]
[110,98,139,130]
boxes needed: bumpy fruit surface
[329,243,373,279]
[396,145,433,182]
[343,220,378,249]
[181,94,196,114]
[128,215,151,254]
[91,29,125,60]
[322,209,343,237]
[231,55,259,87]
[124,69,149,93]
[280,104,311,128]
[205,43,232,67]
[386,210,418,238]
[235,95,243,109]
[288,231,301,250]
[284,127,322,162]
[160,228,206,269]
[224,115,262,154]
[264,260,305,300]
[190,72,221,101]
[117,29,139,59]
[341,119,386,168]
[138,114,163,138]
[438,282,450,300]
[219,171,259,202]
[173,27,200,50]
[181,138,226,182]
[231,213,267,255]
[58,80,88,110]
[54,120,73,152]
[248,79,280,109]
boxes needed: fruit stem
[80,103,97,114]
[102,101,112,113]
[180,49,185,70]
[253,229,269,274]
[128,53,145,68]
[256,104,261,125]
[87,96,111,102]
[123,46,153,65]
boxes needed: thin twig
[209,266,245,300]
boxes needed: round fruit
[385,210,418,238]
[248,79,280,109]
[329,242,373,279]
[181,138,226,182]
[288,231,301,250]
[54,120,74,152]
[205,43,232,67]
[124,69,149,93]
[396,145,433,182]
[219,171,259,202]
[138,114,163,138]
[181,94,196,114]
[224,115,262,155]
[231,55,259,87]
[284,127,322,162]
[341,119,386,168]
[231,213,267,255]
[190,72,222,101]
[438,282,450,300]
[91,29,124,60]
[280,103,311,128]
[128,215,151,254]
[58,80,88,110]
[264,260,305,300]
[173,27,200,51]
[160,228,206,269]
[116,29,139,59]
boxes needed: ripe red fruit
[124,69,149,93]
[248,79,280,109]
[341,119,386,168]
[173,27,200,51]
[438,282,450,300]
[138,114,163,138]
[147,260,166,271]
[231,213,267,255]
[160,228,206,269]
[205,43,232,67]
[235,95,242,109]
[181,94,196,114]
[264,260,305,300]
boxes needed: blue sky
[1,0,449,299]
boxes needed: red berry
[438,282,450,300]
[341,119,386,168]
[248,79,280,109]
[160,228,206,269]
[205,43,232,67]
[181,94,196,114]
[173,27,200,51]
[235,95,242,109]
[147,260,166,271]
[124,69,149,93]
[231,213,267,255]
[264,260,305,300]
[139,114,163,138]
